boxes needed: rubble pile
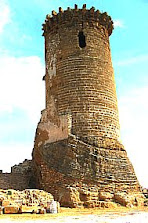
[0,189,59,214]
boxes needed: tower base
[32,126,144,208]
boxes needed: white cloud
[115,54,148,67]
[0,55,45,124]
[113,19,124,28]
[118,87,148,188]
[0,0,10,33]
[0,143,32,172]
[0,55,45,172]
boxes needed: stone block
[114,193,130,207]
[2,200,11,207]
[99,201,117,208]
[4,205,20,214]
[114,192,144,207]
[99,192,114,201]
[0,206,3,215]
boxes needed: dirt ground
[0,206,148,223]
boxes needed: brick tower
[32,5,143,207]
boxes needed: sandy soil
[0,207,148,223]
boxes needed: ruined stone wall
[0,160,34,190]
[0,173,31,190]
[43,6,120,147]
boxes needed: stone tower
[32,5,143,207]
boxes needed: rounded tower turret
[43,4,120,147]
[32,5,142,208]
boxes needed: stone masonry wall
[0,173,31,190]
[32,5,143,208]
[0,160,34,190]
[43,5,120,147]
[32,134,141,207]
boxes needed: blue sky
[0,0,148,187]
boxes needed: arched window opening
[78,31,86,48]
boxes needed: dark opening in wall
[78,31,86,48]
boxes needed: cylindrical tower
[32,5,143,208]
[43,5,120,147]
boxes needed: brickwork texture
[0,160,33,190]
[31,4,143,207]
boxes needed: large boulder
[58,187,81,208]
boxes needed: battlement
[42,4,114,36]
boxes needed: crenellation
[83,4,87,9]
[42,6,113,37]
[59,7,63,13]
[67,7,71,11]
[74,4,78,10]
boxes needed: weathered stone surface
[142,188,148,198]
[0,206,3,215]
[58,187,82,208]
[114,192,145,207]
[0,160,34,190]
[4,205,20,214]
[144,199,148,206]
[2,200,12,207]
[11,159,32,174]
[32,5,143,208]
[0,189,57,214]
[32,133,142,207]
[98,201,117,208]
[99,192,114,201]
[114,193,130,207]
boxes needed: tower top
[42,4,114,36]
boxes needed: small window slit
[78,31,86,48]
